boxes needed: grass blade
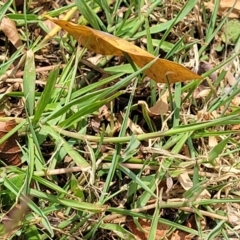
[23,50,36,116]
[0,0,13,20]
[33,67,59,125]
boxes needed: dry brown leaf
[231,124,240,130]
[0,120,21,166]
[225,70,237,86]
[149,92,169,116]
[166,176,174,193]
[44,16,202,84]
[205,0,240,18]
[128,219,168,240]
[43,19,57,31]
[138,96,168,117]
[0,17,23,49]
[171,230,191,240]
[178,173,193,191]
[197,110,218,121]
[2,197,30,239]
[232,95,240,106]
[209,136,218,148]
[148,99,168,116]
[193,85,211,99]
[90,116,101,132]
[182,145,191,158]
[128,218,192,240]
[87,55,103,65]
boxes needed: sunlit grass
[0,0,239,239]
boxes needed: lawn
[0,0,240,239]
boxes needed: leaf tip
[42,14,53,21]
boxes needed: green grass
[0,0,240,239]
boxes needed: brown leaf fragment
[192,84,211,99]
[197,110,218,121]
[225,69,237,86]
[148,99,168,115]
[138,92,169,117]
[171,230,190,240]
[128,218,194,240]
[205,0,240,18]
[127,219,168,240]
[149,92,169,116]
[232,95,240,106]
[209,136,218,148]
[231,124,240,130]
[0,17,23,49]
[90,116,101,132]
[0,120,21,166]
[43,19,57,31]
[2,196,30,239]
